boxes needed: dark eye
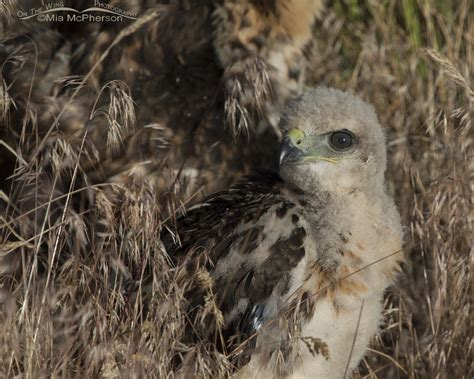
[329,131,354,150]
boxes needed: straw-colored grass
[0,0,472,377]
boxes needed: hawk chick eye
[329,130,354,151]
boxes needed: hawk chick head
[279,87,386,197]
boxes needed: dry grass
[0,0,472,378]
[223,56,272,137]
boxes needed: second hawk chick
[167,87,403,378]
[213,0,323,135]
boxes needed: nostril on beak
[279,136,305,167]
[286,129,305,145]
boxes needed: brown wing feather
[163,171,307,369]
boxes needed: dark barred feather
[163,170,308,369]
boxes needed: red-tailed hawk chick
[166,87,403,378]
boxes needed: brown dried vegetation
[0,0,472,377]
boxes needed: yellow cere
[287,128,305,143]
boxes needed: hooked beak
[279,129,305,167]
